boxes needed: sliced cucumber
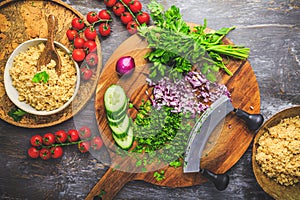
[109,115,131,138]
[106,102,127,120]
[104,84,127,114]
[107,113,126,126]
[112,126,134,150]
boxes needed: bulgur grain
[9,43,77,111]
[256,115,300,186]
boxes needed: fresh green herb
[132,100,194,167]
[138,0,250,81]
[169,159,182,168]
[32,71,49,83]
[154,170,165,181]
[8,108,27,122]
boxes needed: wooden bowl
[252,106,300,200]
[4,38,80,116]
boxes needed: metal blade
[183,95,234,173]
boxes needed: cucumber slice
[112,126,134,150]
[104,84,127,114]
[107,113,126,126]
[106,102,127,120]
[109,115,131,138]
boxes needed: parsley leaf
[8,108,27,122]
[32,71,49,83]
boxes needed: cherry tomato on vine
[98,9,111,20]
[71,17,85,30]
[72,49,86,62]
[79,126,92,139]
[137,12,150,25]
[81,67,93,81]
[39,148,51,160]
[120,12,133,25]
[55,130,68,143]
[74,37,85,49]
[103,0,116,7]
[67,129,80,142]
[84,26,97,40]
[66,29,79,41]
[98,23,111,37]
[113,2,125,16]
[30,134,43,147]
[127,21,138,34]
[91,136,103,150]
[85,53,98,68]
[129,0,142,13]
[122,0,132,6]
[43,133,56,146]
[78,141,91,153]
[87,11,99,24]
[28,147,40,159]
[50,146,64,159]
[84,40,97,53]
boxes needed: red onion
[116,56,135,76]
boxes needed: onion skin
[116,56,135,76]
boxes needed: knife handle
[234,109,264,131]
[200,169,229,191]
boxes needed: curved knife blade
[183,95,234,173]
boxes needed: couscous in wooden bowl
[252,106,300,200]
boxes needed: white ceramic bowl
[4,38,80,116]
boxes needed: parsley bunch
[138,0,250,81]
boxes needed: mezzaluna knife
[183,95,264,191]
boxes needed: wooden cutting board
[90,26,261,199]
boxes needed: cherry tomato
[87,11,99,24]
[81,67,93,81]
[129,0,142,13]
[122,0,132,5]
[103,0,116,7]
[74,37,85,49]
[28,147,40,159]
[113,2,125,16]
[127,21,138,34]
[98,9,111,20]
[137,12,150,25]
[43,133,56,146]
[85,53,98,68]
[78,141,90,153]
[91,136,103,150]
[84,26,97,40]
[79,126,92,139]
[98,23,111,37]
[71,17,85,30]
[84,40,97,53]
[30,134,43,147]
[50,146,64,159]
[66,29,79,41]
[39,148,51,160]
[67,129,80,142]
[120,12,133,25]
[55,130,68,143]
[72,49,86,62]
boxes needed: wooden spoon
[37,15,61,75]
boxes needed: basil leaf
[32,71,49,83]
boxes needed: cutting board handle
[85,167,136,200]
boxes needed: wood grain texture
[91,26,261,198]
[1,0,299,199]
[0,0,102,128]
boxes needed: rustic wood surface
[1,0,300,199]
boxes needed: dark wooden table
[1,0,299,199]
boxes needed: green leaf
[8,108,27,122]
[32,71,49,83]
